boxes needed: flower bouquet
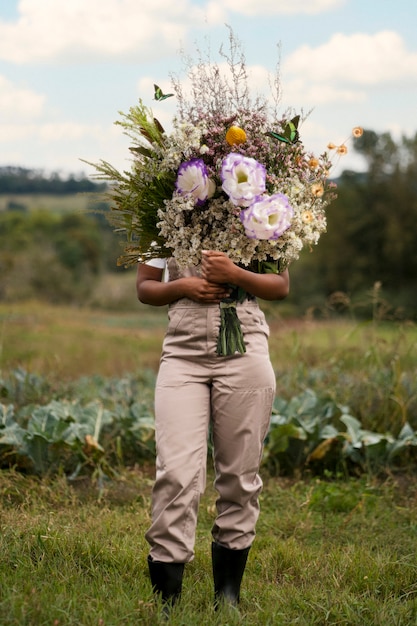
[87,29,359,355]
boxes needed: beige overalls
[145,259,276,563]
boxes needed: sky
[1,0,416,179]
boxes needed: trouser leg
[211,365,275,550]
[209,308,275,604]
[146,378,211,563]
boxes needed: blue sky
[1,0,416,178]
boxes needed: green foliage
[304,129,417,319]
[1,468,417,624]
[2,128,417,317]
[264,389,417,476]
[2,368,417,479]
[0,370,156,478]
[0,166,106,194]
[0,206,120,303]
[83,101,175,266]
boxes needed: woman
[137,250,289,609]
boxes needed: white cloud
[218,0,344,16]
[0,0,223,64]
[0,119,129,173]
[0,120,106,143]
[283,31,417,86]
[0,75,45,119]
[281,78,366,107]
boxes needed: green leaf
[340,414,363,445]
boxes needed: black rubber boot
[147,556,184,609]
[211,541,250,607]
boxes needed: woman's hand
[136,252,290,306]
[136,263,230,306]
[201,250,290,301]
[183,276,231,304]
[201,250,237,284]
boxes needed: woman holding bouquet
[137,251,289,609]
[87,31,336,613]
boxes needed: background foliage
[1,303,416,480]
[1,129,417,478]
[1,128,417,317]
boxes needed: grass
[0,301,166,378]
[1,300,417,623]
[1,468,417,625]
[1,300,416,433]
[0,193,96,214]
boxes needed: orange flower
[336,144,348,155]
[226,126,247,146]
[352,126,363,138]
[308,157,319,169]
[302,210,314,223]
[327,142,337,150]
[311,182,324,197]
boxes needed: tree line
[0,166,106,195]
[1,129,417,318]
[289,130,417,319]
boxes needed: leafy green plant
[263,389,417,476]
[0,373,156,478]
[1,365,417,479]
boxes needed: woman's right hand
[136,264,230,306]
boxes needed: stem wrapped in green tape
[216,301,246,356]
[215,259,280,356]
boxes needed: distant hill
[0,166,106,195]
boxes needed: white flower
[240,193,293,240]
[176,158,215,205]
[221,153,266,207]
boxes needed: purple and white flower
[176,158,215,205]
[221,153,266,207]
[240,193,293,240]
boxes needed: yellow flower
[336,144,348,155]
[352,126,363,138]
[308,157,319,169]
[327,142,337,150]
[226,126,247,146]
[302,210,314,223]
[311,182,324,197]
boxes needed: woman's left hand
[201,249,290,301]
[201,250,236,284]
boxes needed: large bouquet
[87,30,359,354]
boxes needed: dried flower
[87,30,342,270]
[336,144,348,155]
[352,126,363,138]
[226,126,247,145]
[311,182,324,198]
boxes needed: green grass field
[1,302,417,624]
[0,193,97,214]
[1,300,416,432]
[1,465,417,624]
